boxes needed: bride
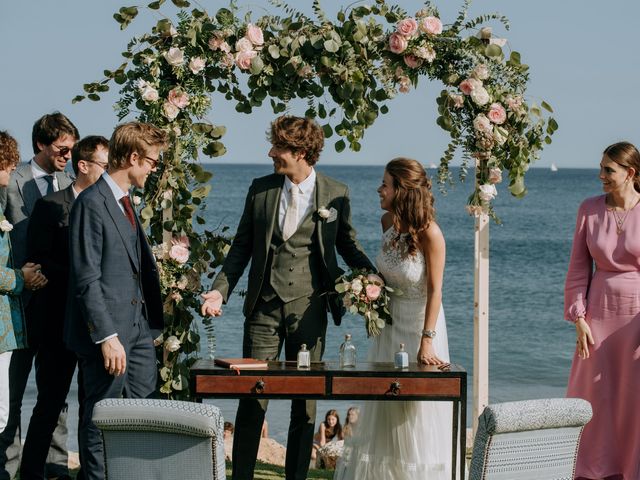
[334,158,453,480]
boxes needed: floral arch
[76,0,556,399]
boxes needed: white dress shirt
[278,169,316,232]
[31,159,59,194]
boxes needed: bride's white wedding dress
[334,227,453,480]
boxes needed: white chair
[92,398,226,479]
[469,398,592,480]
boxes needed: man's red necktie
[120,196,136,229]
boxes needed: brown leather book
[214,358,269,370]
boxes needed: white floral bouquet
[335,269,394,337]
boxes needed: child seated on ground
[312,409,343,464]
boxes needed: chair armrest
[92,398,223,438]
[479,397,592,435]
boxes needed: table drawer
[196,375,326,395]
[332,376,460,397]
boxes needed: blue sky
[1,0,638,168]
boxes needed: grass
[19,461,334,480]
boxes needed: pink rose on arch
[459,78,481,95]
[388,33,408,54]
[235,50,257,70]
[169,244,189,264]
[168,88,189,109]
[488,167,503,184]
[188,57,206,74]
[221,53,235,69]
[403,54,423,69]
[420,16,443,35]
[235,37,254,53]
[365,284,382,301]
[487,103,507,124]
[396,18,418,38]
[162,101,180,121]
[246,24,264,46]
[208,36,224,51]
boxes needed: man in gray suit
[65,122,165,480]
[0,112,78,480]
[201,116,374,480]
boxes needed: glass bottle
[297,343,310,369]
[394,343,409,369]
[339,334,356,368]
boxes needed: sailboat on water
[550,162,558,172]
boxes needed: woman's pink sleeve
[564,202,593,322]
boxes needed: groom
[201,115,374,480]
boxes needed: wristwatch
[421,329,436,338]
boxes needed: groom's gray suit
[65,175,164,480]
[0,161,73,479]
[212,171,373,480]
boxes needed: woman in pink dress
[565,141,640,480]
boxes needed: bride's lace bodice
[375,227,426,300]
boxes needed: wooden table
[191,360,466,480]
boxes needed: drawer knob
[388,381,401,396]
[254,379,265,394]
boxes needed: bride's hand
[418,338,444,366]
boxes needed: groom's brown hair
[268,116,324,166]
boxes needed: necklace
[607,195,640,234]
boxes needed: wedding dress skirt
[334,228,454,480]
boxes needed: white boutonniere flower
[317,207,331,219]
[0,219,13,232]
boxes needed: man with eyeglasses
[19,136,109,480]
[65,122,166,480]
[0,112,78,480]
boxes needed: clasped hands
[201,289,223,317]
[22,262,47,291]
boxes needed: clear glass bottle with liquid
[297,343,310,369]
[394,343,409,369]
[339,334,356,368]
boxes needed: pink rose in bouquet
[389,33,408,54]
[169,245,189,264]
[396,18,418,38]
[365,284,382,301]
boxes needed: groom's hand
[201,289,224,317]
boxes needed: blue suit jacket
[64,177,163,355]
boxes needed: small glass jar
[394,343,409,369]
[297,343,310,369]
[339,334,356,368]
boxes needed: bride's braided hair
[386,158,436,257]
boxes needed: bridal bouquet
[335,269,394,337]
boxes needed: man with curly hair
[201,115,373,480]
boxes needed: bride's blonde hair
[385,158,435,256]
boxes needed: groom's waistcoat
[262,210,323,304]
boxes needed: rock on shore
[224,436,286,467]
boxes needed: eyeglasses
[52,144,72,157]
[142,156,159,169]
[86,160,108,170]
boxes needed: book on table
[214,358,269,370]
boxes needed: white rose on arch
[164,47,184,67]
[162,101,180,121]
[478,184,498,202]
[188,57,206,74]
[470,86,490,106]
[164,335,181,352]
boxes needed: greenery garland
[75,0,556,399]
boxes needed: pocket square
[327,207,338,223]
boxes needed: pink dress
[565,195,640,480]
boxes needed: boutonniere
[0,218,13,233]
[318,206,338,223]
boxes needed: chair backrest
[469,398,592,480]
[92,398,226,480]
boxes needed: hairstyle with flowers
[386,157,436,257]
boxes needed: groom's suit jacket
[212,171,373,325]
[64,176,163,355]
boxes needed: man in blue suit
[65,122,166,480]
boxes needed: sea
[19,164,602,449]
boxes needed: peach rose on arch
[246,24,264,46]
[168,88,189,109]
[389,33,408,54]
[487,103,507,124]
[420,16,443,35]
[235,50,257,70]
[396,18,418,38]
[403,55,423,69]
